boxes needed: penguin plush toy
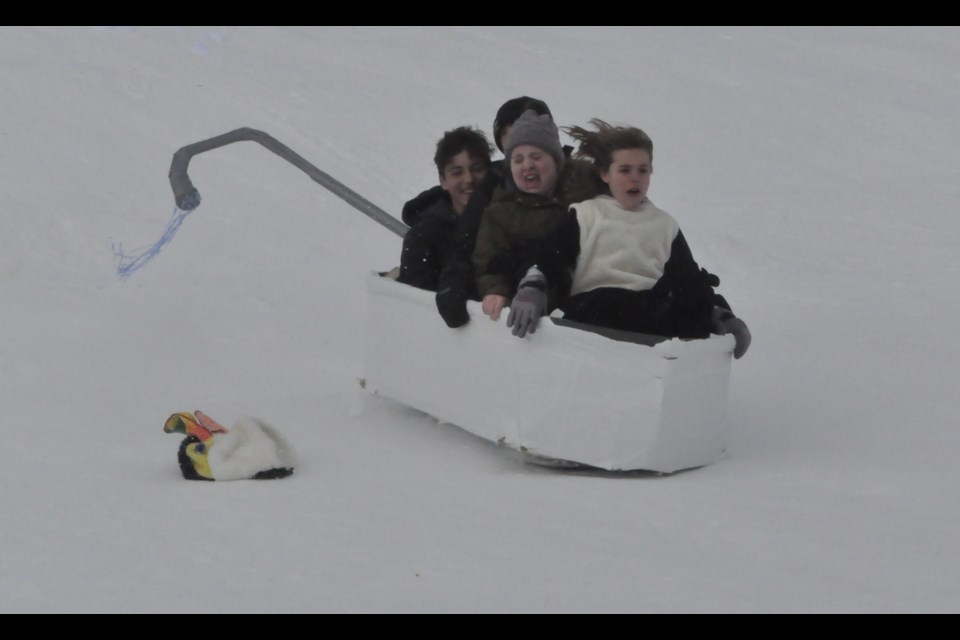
[164,410,296,481]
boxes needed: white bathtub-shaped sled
[361,272,735,473]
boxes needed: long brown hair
[563,119,653,173]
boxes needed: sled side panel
[362,273,524,446]
[647,340,733,471]
[362,273,734,472]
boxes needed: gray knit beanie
[502,109,565,170]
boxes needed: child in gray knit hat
[502,109,566,188]
[472,110,603,324]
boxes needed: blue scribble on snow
[113,205,198,279]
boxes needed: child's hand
[712,308,752,359]
[507,268,548,338]
[482,294,508,320]
[436,285,470,328]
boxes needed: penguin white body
[207,417,297,481]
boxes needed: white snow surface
[2,26,959,613]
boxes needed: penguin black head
[177,435,215,481]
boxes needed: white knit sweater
[569,195,680,296]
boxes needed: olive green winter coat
[472,159,604,303]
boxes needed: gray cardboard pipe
[169,127,409,238]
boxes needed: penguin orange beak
[165,412,196,434]
[195,410,229,436]
[164,411,221,442]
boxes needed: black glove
[712,308,751,359]
[436,286,470,328]
[506,268,548,338]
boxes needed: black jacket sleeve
[433,168,503,327]
[656,230,732,314]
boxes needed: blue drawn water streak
[113,205,197,279]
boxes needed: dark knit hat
[493,96,552,152]
[502,109,565,170]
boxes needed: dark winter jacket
[471,158,604,309]
[397,192,469,294]
[431,162,508,326]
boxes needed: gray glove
[507,269,548,339]
[712,308,751,359]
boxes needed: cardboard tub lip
[367,270,736,356]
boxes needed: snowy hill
[2,26,959,613]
